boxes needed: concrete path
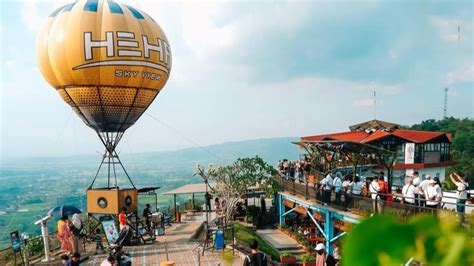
[257,229,306,255]
[33,211,243,266]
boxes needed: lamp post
[21,233,29,266]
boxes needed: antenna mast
[444,87,448,118]
[373,90,376,119]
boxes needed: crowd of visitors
[277,157,311,183]
[278,158,471,217]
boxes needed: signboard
[404,143,415,164]
[295,205,308,215]
[101,220,120,245]
[334,219,352,232]
[284,200,295,208]
[10,231,21,253]
[313,212,325,222]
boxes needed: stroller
[109,227,133,265]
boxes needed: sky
[0,0,473,159]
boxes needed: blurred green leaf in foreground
[341,212,473,266]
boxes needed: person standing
[94,228,104,255]
[351,175,364,208]
[320,171,334,205]
[402,178,416,215]
[69,214,83,254]
[450,172,469,221]
[369,177,381,214]
[411,171,421,211]
[214,197,221,212]
[142,203,153,232]
[119,207,128,232]
[342,175,353,211]
[243,240,268,266]
[57,215,73,255]
[418,175,432,209]
[425,180,440,213]
[315,243,336,266]
[333,173,343,206]
[205,192,212,212]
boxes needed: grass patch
[229,223,280,261]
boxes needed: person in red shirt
[119,207,128,232]
[378,176,389,212]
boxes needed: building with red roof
[301,119,455,184]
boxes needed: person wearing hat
[418,174,432,208]
[425,180,440,212]
[315,243,336,266]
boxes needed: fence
[277,176,473,221]
[0,231,60,265]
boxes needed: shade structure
[47,205,82,219]
[36,0,172,133]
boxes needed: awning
[163,183,214,195]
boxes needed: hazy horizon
[1,0,473,158]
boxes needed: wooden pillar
[192,193,195,209]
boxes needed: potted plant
[280,252,297,264]
[301,254,316,266]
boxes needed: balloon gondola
[36,0,171,217]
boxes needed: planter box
[302,262,316,266]
[280,256,297,263]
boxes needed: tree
[342,213,474,266]
[195,156,279,223]
[409,117,474,187]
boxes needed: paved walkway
[33,212,244,266]
[257,229,305,256]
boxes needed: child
[95,228,104,255]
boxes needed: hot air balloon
[36,0,171,215]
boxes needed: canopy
[163,183,214,196]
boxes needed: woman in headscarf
[69,214,83,253]
[57,215,73,255]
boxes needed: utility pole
[373,90,376,120]
[444,88,448,118]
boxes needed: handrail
[276,176,473,214]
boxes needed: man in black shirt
[142,203,152,232]
[243,240,267,266]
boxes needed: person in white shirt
[425,180,440,212]
[342,175,353,211]
[449,172,469,215]
[410,171,421,209]
[320,171,333,204]
[333,173,343,206]
[369,177,382,214]
[350,175,364,209]
[402,178,416,215]
[418,174,432,208]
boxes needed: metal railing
[0,231,60,265]
[277,175,472,221]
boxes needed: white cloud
[21,0,42,32]
[446,65,474,85]
[353,98,375,108]
[430,16,472,42]
[447,89,459,97]
[381,84,403,95]
[5,59,16,68]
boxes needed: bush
[301,254,316,262]
[233,223,280,261]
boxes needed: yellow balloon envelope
[36,0,172,133]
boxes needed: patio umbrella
[47,205,82,219]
